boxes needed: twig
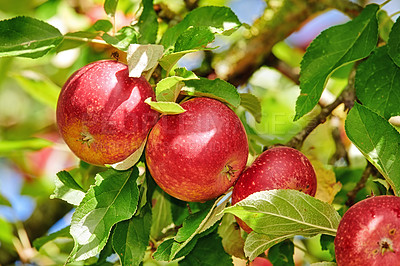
[346,162,376,206]
[223,0,362,86]
[264,53,299,85]
[285,66,357,150]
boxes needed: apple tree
[0,0,400,265]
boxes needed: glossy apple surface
[145,97,248,202]
[56,60,158,165]
[335,195,400,265]
[232,146,317,232]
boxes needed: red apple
[56,60,159,166]
[232,146,317,233]
[334,195,400,265]
[145,97,249,202]
[249,257,273,266]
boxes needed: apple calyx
[223,164,237,181]
[78,131,94,147]
[378,238,394,255]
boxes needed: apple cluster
[56,59,318,228]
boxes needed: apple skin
[334,195,400,266]
[145,97,249,202]
[56,60,159,166]
[232,146,317,233]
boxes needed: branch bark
[0,199,72,265]
[346,162,377,206]
[219,0,362,86]
[285,65,357,150]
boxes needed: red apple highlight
[334,195,400,265]
[232,146,317,233]
[56,60,159,165]
[145,97,249,202]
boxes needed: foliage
[0,0,399,265]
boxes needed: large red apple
[232,146,317,233]
[334,195,400,265]
[56,60,159,165]
[145,97,248,202]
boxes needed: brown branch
[264,53,300,85]
[346,162,376,206]
[329,121,350,165]
[222,0,362,87]
[0,199,72,265]
[285,66,357,150]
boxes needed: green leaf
[320,234,336,260]
[179,232,233,266]
[240,93,262,123]
[12,71,60,109]
[112,204,152,266]
[355,46,400,119]
[104,0,118,17]
[182,78,240,108]
[161,6,241,51]
[102,26,138,52]
[223,189,341,260]
[0,138,52,154]
[96,236,114,265]
[137,0,158,44]
[268,240,295,266]
[127,44,164,77]
[0,16,63,58]
[144,97,186,115]
[56,171,85,192]
[217,214,246,259]
[378,10,394,43]
[156,76,185,102]
[51,170,86,206]
[159,49,199,74]
[0,217,13,245]
[174,27,215,52]
[150,187,174,240]
[69,167,140,261]
[0,193,11,207]
[294,4,379,121]
[33,226,72,250]
[153,238,175,261]
[58,31,100,52]
[154,194,229,261]
[156,72,199,102]
[175,67,198,79]
[93,19,113,32]
[345,103,400,195]
[388,16,400,68]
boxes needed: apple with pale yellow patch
[56,60,158,166]
[145,97,248,202]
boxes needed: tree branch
[285,65,357,150]
[0,199,72,265]
[219,0,362,86]
[346,162,376,206]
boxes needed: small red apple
[56,60,159,166]
[232,146,317,233]
[249,257,273,266]
[334,195,400,265]
[145,97,249,202]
